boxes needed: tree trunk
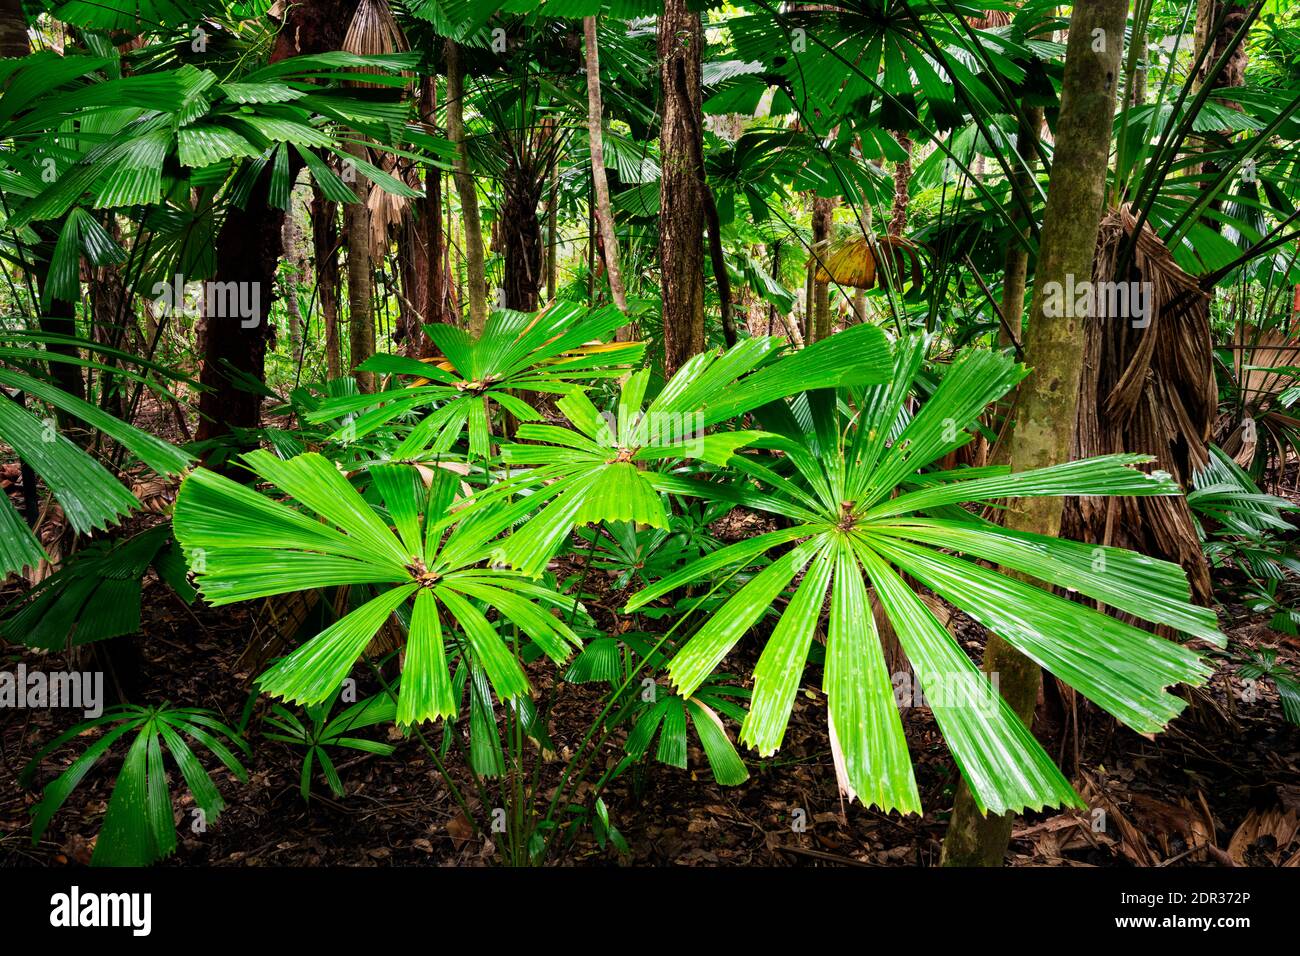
[999,106,1043,348]
[888,133,912,238]
[344,140,375,391]
[941,0,1130,868]
[584,16,628,317]
[195,192,282,463]
[658,0,706,378]
[446,39,488,335]
[195,0,356,465]
[0,0,27,58]
[545,168,558,303]
[501,176,542,312]
[1192,2,1250,230]
[423,77,447,342]
[1193,1,1249,94]
[397,207,428,355]
[34,268,84,405]
[810,195,837,343]
[282,195,305,366]
[311,186,343,379]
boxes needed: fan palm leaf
[625,337,1224,816]
[172,451,579,725]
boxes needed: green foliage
[496,324,891,575]
[308,303,643,459]
[626,337,1224,815]
[260,692,398,800]
[22,703,248,867]
[1191,444,1300,584]
[0,332,194,577]
[1237,648,1300,727]
[1,525,194,650]
[172,450,579,724]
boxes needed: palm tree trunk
[311,186,343,379]
[941,0,1131,867]
[810,195,837,342]
[658,0,706,378]
[584,16,627,317]
[343,140,375,392]
[0,0,27,58]
[282,197,306,366]
[1192,1,1250,230]
[546,168,558,303]
[422,79,445,343]
[888,133,912,237]
[501,175,543,312]
[196,0,356,465]
[445,39,488,335]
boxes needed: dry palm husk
[1062,205,1215,603]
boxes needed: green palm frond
[306,302,643,459]
[625,336,1224,817]
[1,526,194,650]
[22,703,248,867]
[495,323,892,575]
[0,335,194,577]
[172,451,579,723]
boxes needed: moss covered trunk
[941,0,1130,867]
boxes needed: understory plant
[22,703,248,866]
[622,337,1225,814]
[260,691,398,800]
[163,322,1225,859]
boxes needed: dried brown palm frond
[238,588,320,680]
[968,11,1012,29]
[812,234,924,292]
[366,149,420,250]
[342,0,410,87]
[237,585,399,681]
[341,0,413,252]
[1063,205,1215,603]
[1214,327,1300,473]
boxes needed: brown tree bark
[501,177,543,312]
[422,77,447,341]
[195,189,284,462]
[545,168,558,303]
[311,186,343,379]
[888,133,912,238]
[658,0,706,378]
[1193,1,1249,94]
[809,195,837,343]
[1192,2,1251,231]
[34,258,85,408]
[0,0,27,58]
[196,0,357,465]
[282,194,306,366]
[343,141,375,391]
[584,15,628,317]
